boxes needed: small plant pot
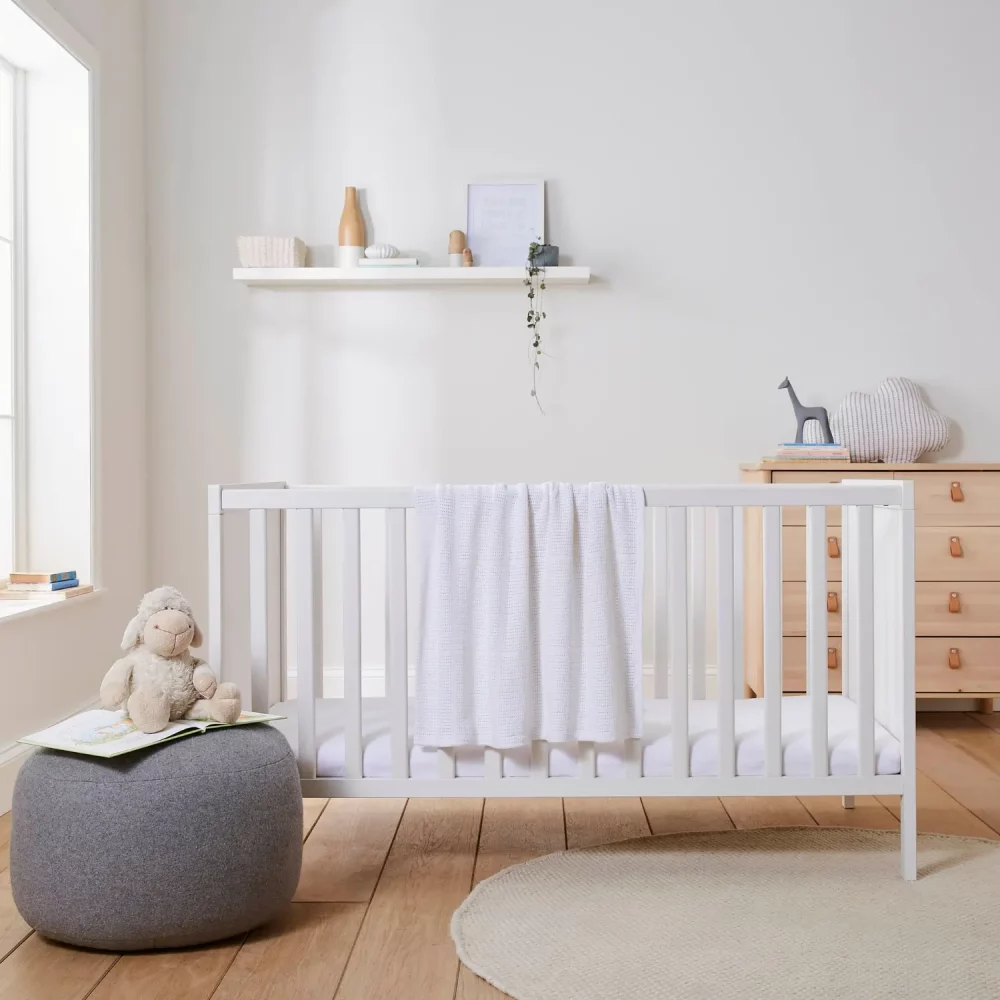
[530,244,559,267]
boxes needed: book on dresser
[740,461,1000,714]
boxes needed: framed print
[466,181,545,267]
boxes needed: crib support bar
[248,510,268,713]
[716,506,736,778]
[343,509,363,779]
[806,506,829,777]
[851,505,876,778]
[763,506,783,778]
[290,508,322,779]
[531,741,549,778]
[653,508,669,699]
[485,748,502,780]
[387,508,409,779]
[669,507,689,778]
[690,507,707,700]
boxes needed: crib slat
[716,506,736,779]
[669,507,689,779]
[578,741,597,779]
[531,740,549,778]
[653,507,670,699]
[386,508,409,779]
[763,506,782,778]
[806,505,829,777]
[733,509,745,698]
[290,508,322,780]
[485,747,503,780]
[690,507,707,700]
[343,509,363,779]
[624,738,642,779]
[852,505,876,778]
[249,509,269,713]
[438,748,456,779]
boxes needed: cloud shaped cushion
[805,377,949,463]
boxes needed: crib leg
[900,792,917,881]
[841,795,855,809]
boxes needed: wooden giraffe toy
[779,377,833,444]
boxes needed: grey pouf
[11,724,302,951]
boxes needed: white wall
[144,0,1000,663]
[0,0,145,748]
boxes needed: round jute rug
[452,828,1000,1000]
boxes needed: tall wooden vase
[338,187,365,268]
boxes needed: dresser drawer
[916,638,1000,693]
[915,527,1000,581]
[782,582,842,636]
[782,526,842,581]
[916,583,1000,636]
[782,637,843,693]
[910,472,1000,527]
[772,472,892,525]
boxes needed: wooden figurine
[338,186,365,267]
[462,248,473,267]
[779,377,833,444]
[449,230,466,267]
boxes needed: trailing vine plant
[525,241,547,413]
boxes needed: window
[0,55,20,581]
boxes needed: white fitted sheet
[270,695,901,779]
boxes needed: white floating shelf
[233,266,591,287]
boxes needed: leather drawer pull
[827,536,840,559]
[827,592,839,613]
[949,647,961,670]
[950,536,963,558]
[827,647,838,670]
[949,592,961,614]
[951,481,965,502]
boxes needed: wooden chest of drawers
[741,462,1000,711]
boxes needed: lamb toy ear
[191,620,203,648]
[121,614,143,651]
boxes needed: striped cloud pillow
[804,377,949,463]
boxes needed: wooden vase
[338,186,365,267]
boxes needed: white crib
[207,480,917,879]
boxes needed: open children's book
[19,708,285,758]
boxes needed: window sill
[0,588,103,623]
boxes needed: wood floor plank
[878,771,999,840]
[213,904,364,1000]
[641,797,733,835]
[334,798,482,1000]
[295,798,404,902]
[720,797,816,829]
[968,711,1000,735]
[0,882,32,965]
[471,798,564,885]
[0,815,11,872]
[0,934,117,1000]
[798,796,899,830]
[916,727,1000,834]
[456,800,564,1000]
[924,713,1000,777]
[563,798,650,849]
[302,799,328,842]
[88,937,243,1000]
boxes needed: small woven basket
[237,236,307,268]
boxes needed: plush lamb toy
[100,586,242,734]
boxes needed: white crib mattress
[269,695,901,779]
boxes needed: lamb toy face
[102,586,242,734]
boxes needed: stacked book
[0,571,93,600]
[768,443,851,462]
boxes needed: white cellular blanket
[415,483,644,749]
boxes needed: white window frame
[0,51,26,577]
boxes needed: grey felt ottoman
[10,724,302,951]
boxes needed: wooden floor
[2,712,1000,999]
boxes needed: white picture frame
[466,181,545,267]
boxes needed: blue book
[7,578,80,592]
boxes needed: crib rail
[208,481,914,815]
